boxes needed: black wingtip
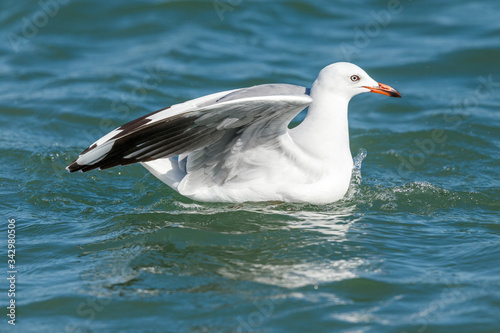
[66,161,99,173]
[66,161,82,173]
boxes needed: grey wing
[66,84,312,173]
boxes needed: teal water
[2,0,500,332]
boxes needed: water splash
[353,148,367,172]
[344,148,367,200]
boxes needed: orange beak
[364,82,401,98]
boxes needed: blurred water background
[1,0,499,332]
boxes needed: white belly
[142,141,353,204]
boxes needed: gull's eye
[350,75,360,82]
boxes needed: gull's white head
[314,62,401,100]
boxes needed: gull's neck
[290,81,352,163]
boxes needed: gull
[67,62,401,204]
